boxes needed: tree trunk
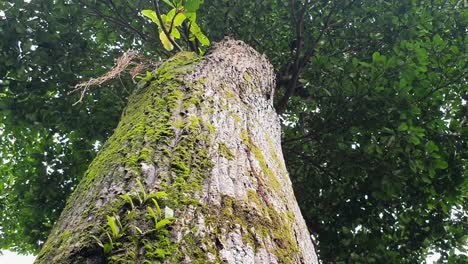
[35,39,318,264]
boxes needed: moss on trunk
[35,39,318,264]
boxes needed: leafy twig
[152,0,182,51]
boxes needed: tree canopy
[0,0,466,263]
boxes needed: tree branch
[275,0,312,114]
[276,0,352,115]
[79,0,148,41]
[168,6,179,34]
[152,0,182,51]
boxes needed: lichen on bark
[35,39,318,264]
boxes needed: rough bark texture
[36,39,318,264]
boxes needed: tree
[1,0,466,263]
[35,39,318,263]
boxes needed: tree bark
[35,39,318,264]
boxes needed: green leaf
[151,198,162,217]
[434,159,448,169]
[144,71,152,81]
[166,8,177,22]
[103,243,113,254]
[147,206,158,224]
[415,47,428,65]
[421,175,431,183]
[425,141,439,153]
[189,22,210,46]
[125,210,136,221]
[106,215,119,239]
[189,21,201,34]
[165,9,186,28]
[173,13,186,27]
[399,78,408,89]
[196,32,210,46]
[114,214,123,231]
[433,34,443,46]
[186,12,196,22]
[146,191,168,200]
[162,0,175,7]
[141,10,160,26]
[160,14,169,25]
[155,218,175,230]
[450,45,460,54]
[105,232,113,245]
[372,52,381,63]
[119,194,135,209]
[185,0,200,12]
[358,61,372,68]
[159,31,174,51]
[90,235,104,248]
[9,174,15,186]
[190,22,210,46]
[398,123,409,131]
[136,178,147,201]
[411,106,421,115]
[129,225,143,235]
[408,135,421,145]
[171,28,181,39]
[132,187,143,205]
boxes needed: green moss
[138,147,154,163]
[38,49,300,263]
[224,89,236,100]
[233,115,242,124]
[206,123,216,133]
[240,130,282,194]
[173,119,185,129]
[247,189,261,205]
[266,135,289,182]
[244,73,252,82]
[205,193,300,263]
[188,116,201,130]
[36,51,216,263]
[218,143,234,160]
[180,233,208,263]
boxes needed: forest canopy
[0,0,466,263]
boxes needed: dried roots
[69,50,159,105]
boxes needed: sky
[0,251,35,264]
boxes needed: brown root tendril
[69,50,159,105]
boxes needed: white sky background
[0,251,35,264]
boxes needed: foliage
[141,0,209,52]
[278,1,467,262]
[90,180,174,258]
[0,0,466,262]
